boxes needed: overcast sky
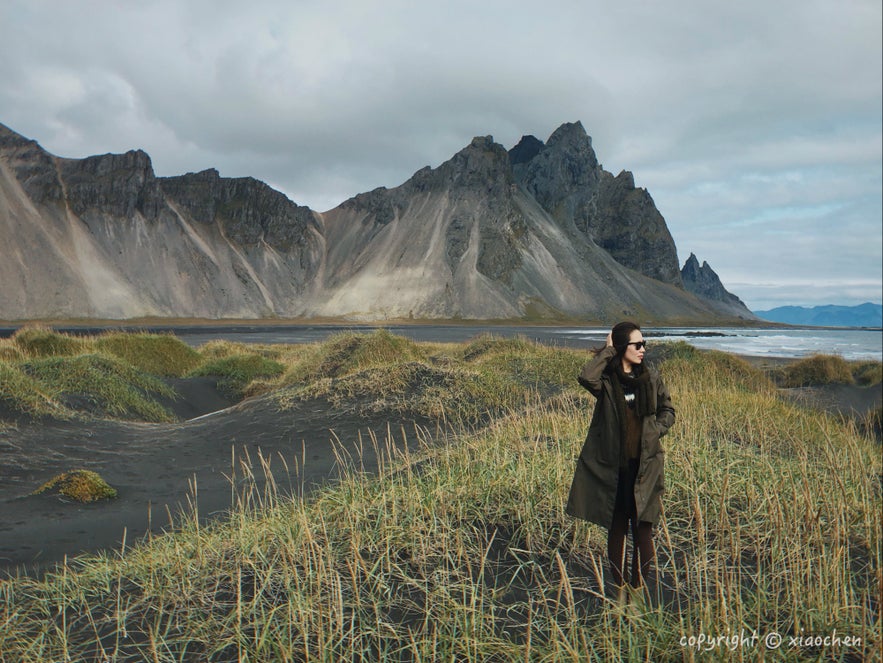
[1,0,880,311]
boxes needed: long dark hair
[592,320,642,358]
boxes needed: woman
[566,321,675,598]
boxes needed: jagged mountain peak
[508,135,545,165]
[0,122,39,149]
[682,252,707,274]
[444,135,511,182]
[681,253,752,318]
[68,148,155,177]
[514,123,599,201]
[614,170,636,188]
[545,120,593,152]
[373,134,514,197]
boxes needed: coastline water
[2,324,879,361]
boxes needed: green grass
[280,328,429,385]
[21,354,177,422]
[11,325,89,357]
[190,353,286,398]
[96,332,202,377]
[0,360,72,419]
[0,333,879,661]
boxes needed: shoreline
[3,322,881,363]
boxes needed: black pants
[608,459,655,588]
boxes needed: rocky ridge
[0,121,752,322]
[681,253,751,318]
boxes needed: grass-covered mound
[33,470,118,502]
[774,353,883,388]
[0,327,193,422]
[777,353,857,387]
[11,326,89,357]
[0,328,241,422]
[0,336,877,660]
[190,353,286,398]
[21,354,177,423]
[278,332,584,425]
[280,328,429,385]
[96,332,202,377]
[852,360,883,387]
[0,361,71,420]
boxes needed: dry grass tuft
[776,353,856,387]
[851,360,883,386]
[12,326,90,358]
[282,329,429,386]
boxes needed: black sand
[0,380,434,577]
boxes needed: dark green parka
[565,346,675,527]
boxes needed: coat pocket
[641,451,665,493]
[582,427,616,466]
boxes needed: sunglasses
[626,341,648,350]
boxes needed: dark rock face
[511,121,682,286]
[681,253,752,313]
[336,135,525,285]
[445,217,469,273]
[434,135,514,196]
[340,186,399,226]
[0,123,64,204]
[589,170,682,285]
[444,137,523,283]
[160,169,319,251]
[508,134,545,166]
[59,150,167,220]
[514,121,600,214]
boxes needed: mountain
[680,253,752,318]
[754,303,883,328]
[0,120,753,322]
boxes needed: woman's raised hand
[605,332,613,347]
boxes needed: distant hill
[753,303,882,328]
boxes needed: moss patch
[33,470,118,502]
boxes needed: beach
[0,381,438,576]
